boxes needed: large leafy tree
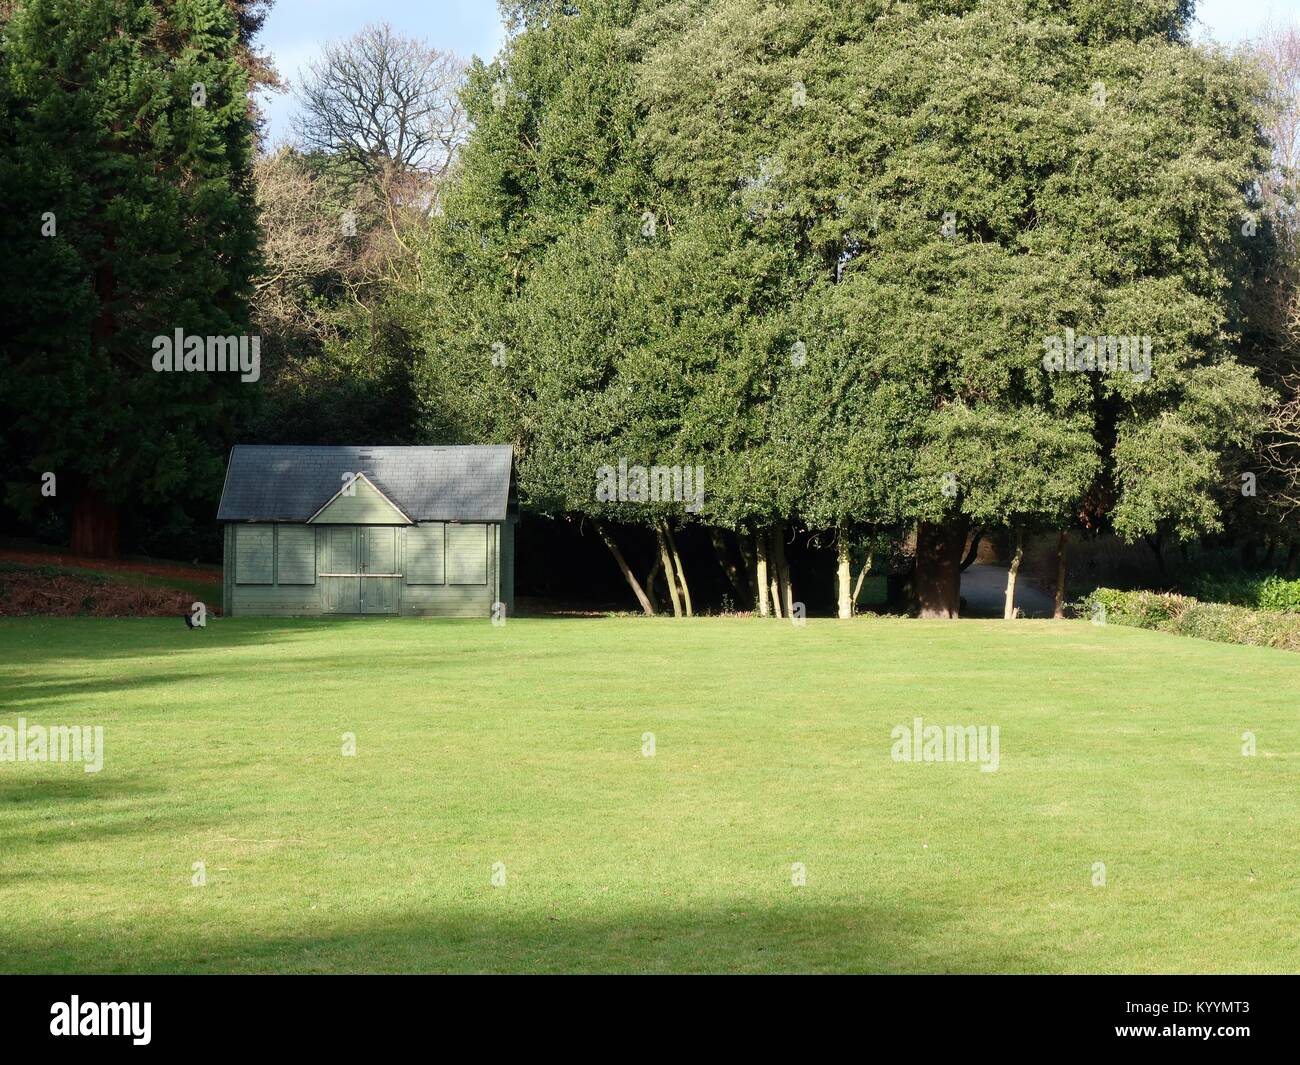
[0,0,263,556]
[637,0,1271,614]
[417,0,1273,617]
[414,1,699,612]
[417,0,809,615]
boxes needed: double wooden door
[319,527,400,614]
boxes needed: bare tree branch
[1252,23,1300,523]
[291,22,467,183]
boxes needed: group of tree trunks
[596,521,1074,620]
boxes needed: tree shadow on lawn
[0,773,225,887]
[0,772,214,852]
[0,617,336,675]
[0,810,190,872]
[0,670,223,709]
[0,771,154,806]
[0,623,520,715]
[0,898,1056,975]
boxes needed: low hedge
[1079,588,1300,653]
[1187,573,1300,614]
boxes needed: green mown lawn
[1,616,1298,974]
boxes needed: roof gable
[308,473,413,525]
[216,445,514,523]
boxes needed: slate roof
[217,445,514,523]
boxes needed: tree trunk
[959,528,983,571]
[79,233,119,560]
[710,528,747,604]
[836,527,852,619]
[656,523,682,617]
[766,526,784,618]
[735,530,756,607]
[770,522,793,617]
[1053,530,1068,619]
[755,531,771,617]
[914,520,967,618]
[71,488,119,559]
[1004,527,1024,620]
[594,522,655,616]
[664,523,693,617]
[645,554,663,611]
[852,554,873,606]
[1146,533,1167,575]
[1286,539,1298,579]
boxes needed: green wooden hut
[217,445,516,617]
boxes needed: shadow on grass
[0,771,154,806]
[0,809,196,867]
[0,671,224,708]
[0,623,526,713]
[0,617,328,672]
[0,897,1053,974]
[0,773,222,880]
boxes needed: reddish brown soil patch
[0,547,218,586]
[0,569,204,618]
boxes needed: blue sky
[258,1,507,145]
[257,0,1299,145]
[1196,0,1300,41]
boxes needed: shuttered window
[235,526,274,585]
[405,524,445,585]
[276,526,316,585]
[446,523,488,586]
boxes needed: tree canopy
[1,0,263,556]
[411,0,1274,614]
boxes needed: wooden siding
[235,526,274,584]
[310,477,411,525]
[500,519,515,613]
[446,523,488,585]
[404,524,445,584]
[276,526,316,585]
[363,526,398,574]
[492,523,500,610]
[225,521,501,617]
[360,577,400,614]
[320,526,357,573]
[230,583,325,616]
[399,583,493,617]
[223,524,235,616]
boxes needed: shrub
[1256,576,1300,614]
[1078,588,1300,653]
[1186,573,1300,614]
[1082,587,1182,627]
